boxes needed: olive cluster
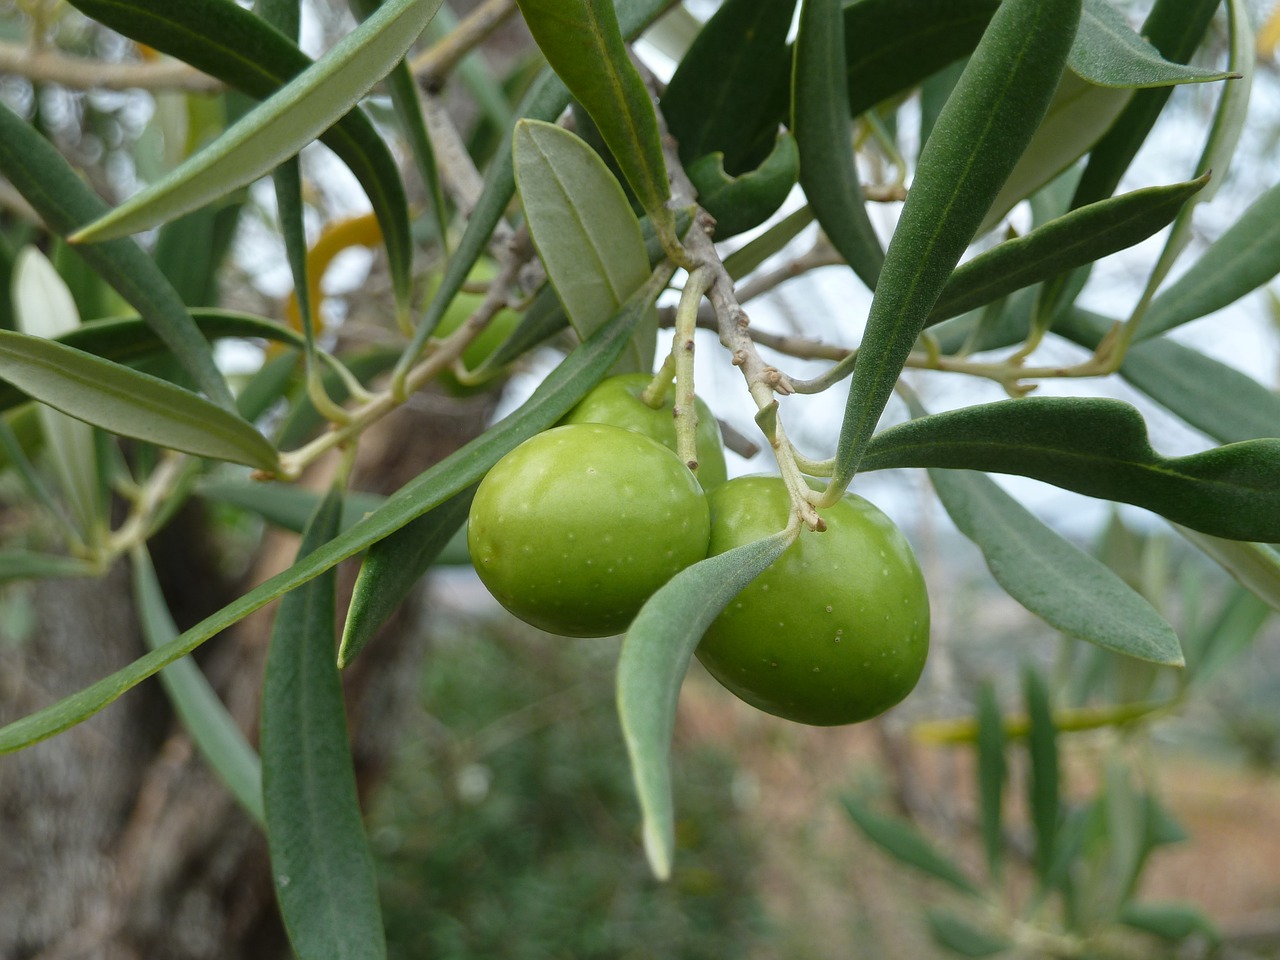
[467,375,930,726]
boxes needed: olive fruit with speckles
[468,423,711,637]
[560,373,728,488]
[695,476,929,726]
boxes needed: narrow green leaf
[976,72,1132,237]
[0,552,98,582]
[860,398,1280,542]
[1141,180,1280,338]
[619,529,795,880]
[0,330,279,471]
[1070,0,1235,89]
[515,0,676,246]
[1056,309,1280,445]
[925,908,1011,957]
[337,486,473,669]
[975,683,1006,880]
[349,0,450,251]
[0,309,303,417]
[131,547,264,823]
[841,796,983,896]
[262,487,385,960]
[514,120,654,373]
[71,0,442,248]
[792,0,884,291]
[1128,0,1253,322]
[1175,530,1280,616]
[830,0,1081,493]
[687,132,800,240]
[660,0,797,175]
[927,177,1207,325]
[0,266,668,755]
[844,0,996,120]
[1024,668,1059,884]
[0,103,233,409]
[1118,901,1220,944]
[12,248,105,543]
[68,0,417,320]
[928,467,1183,664]
[1072,0,1224,208]
[196,480,387,535]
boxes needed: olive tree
[0,0,1277,956]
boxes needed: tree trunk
[0,391,498,960]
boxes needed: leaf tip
[642,822,672,881]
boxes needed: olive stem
[657,131,822,529]
[672,266,710,475]
[640,352,676,409]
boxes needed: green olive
[695,476,930,725]
[468,423,711,637]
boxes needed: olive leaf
[928,466,1183,664]
[861,398,1280,542]
[927,176,1207,324]
[1070,0,1236,89]
[1024,669,1060,885]
[976,684,1006,881]
[1118,901,1221,944]
[829,0,1081,494]
[660,0,796,175]
[261,487,385,960]
[925,909,1012,957]
[0,265,668,755]
[841,796,984,896]
[843,0,997,119]
[618,528,795,880]
[1140,179,1280,339]
[792,0,884,290]
[514,120,655,373]
[0,551,99,582]
[0,310,302,416]
[1072,0,1223,208]
[0,330,280,471]
[685,131,799,239]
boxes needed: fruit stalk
[672,265,710,475]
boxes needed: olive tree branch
[0,40,221,92]
[658,130,824,530]
[409,0,517,91]
[276,226,538,479]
